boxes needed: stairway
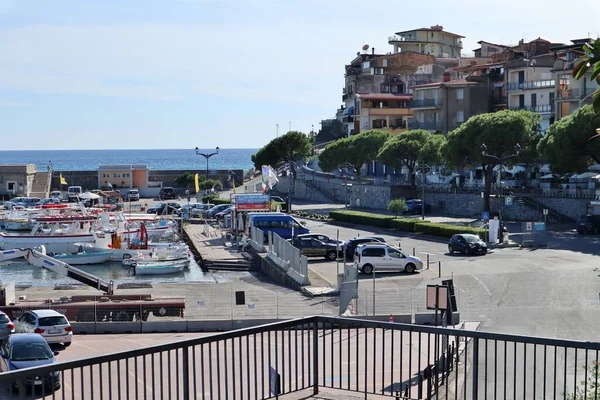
[514,196,575,223]
[30,171,51,198]
[303,179,344,203]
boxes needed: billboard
[235,194,271,211]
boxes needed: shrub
[271,200,285,211]
[329,210,395,228]
[389,218,423,232]
[387,199,408,217]
[413,222,486,238]
[202,195,230,205]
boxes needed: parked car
[13,310,73,347]
[215,206,234,220]
[249,214,309,240]
[404,199,432,215]
[354,243,423,274]
[159,187,178,200]
[146,202,181,214]
[4,197,42,209]
[67,186,83,202]
[343,236,386,259]
[0,311,15,341]
[448,234,488,255]
[577,214,600,234]
[176,203,214,218]
[270,196,288,212]
[50,190,63,200]
[288,237,340,260]
[40,198,62,206]
[0,333,61,392]
[205,204,231,218]
[126,189,140,201]
[296,233,344,246]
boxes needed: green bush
[329,210,395,228]
[202,195,230,205]
[387,199,408,217]
[271,200,285,211]
[389,218,423,232]
[413,222,486,238]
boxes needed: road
[296,217,600,343]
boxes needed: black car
[146,202,181,214]
[343,236,386,259]
[159,187,178,200]
[577,214,600,234]
[448,234,487,255]
[288,237,340,260]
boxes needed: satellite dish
[362,44,370,51]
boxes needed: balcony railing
[3,316,600,399]
[345,69,361,77]
[410,99,442,108]
[409,121,442,130]
[557,87,598,100]
[342,93,349,102]
[509,104,555,113]
[342,116,354,123]
[506,80,556,91]
[490,96,508,106]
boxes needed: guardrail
[2,316,600,399]
[266,231,310,286]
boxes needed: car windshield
[463,235,480,243]
[0,314,9,323]
[10,343,54,361]
[38,316,68,326]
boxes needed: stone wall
[533,197,589,221]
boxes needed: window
[362,61,370,69]
[362,247,385,257]
[388,249,404,258]
[456,88,464,100]
[382,59,388,67]
[456,111,464,123]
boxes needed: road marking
[72,342,97,352]
[471,275,492,297]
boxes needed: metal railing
[506,80,555,90]
[509,104,554,113]
[410,99,442,108]
[266,231,310,286]
[408,121,443,130]
[3,316,600,399]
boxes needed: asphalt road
[297,217,600,343]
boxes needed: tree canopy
[573,40,600,114]
[538,105,600,174]
[445,110,542,211]
[174,172,195,188]
[377,130,446,187]
[318,130,390,174]
[252,131,314,170]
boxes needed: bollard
[438,261,441,278]
[426,254,430,269]
[412,247,416,256]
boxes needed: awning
[539,174,554,179]
[575,172,597,180]
[344,106,354,116]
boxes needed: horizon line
[0,148,259,152]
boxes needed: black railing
[2,316,600,399]
[410,99,442,108]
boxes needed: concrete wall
[0,164,37,197]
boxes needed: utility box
[0,282,16,307]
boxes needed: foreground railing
[2,316,600,399]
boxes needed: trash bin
[502,227,509,244]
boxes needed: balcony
[410,99,442,108]
[510,104,555,113]
[345,68,361,77]
[506,80,556,91]
[490,96,508,106]
[342,93,349,102]
[342,115,354,123]
[557,87,598,101]
[409,121,442,131]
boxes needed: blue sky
[0,0,599,150]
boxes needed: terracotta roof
[394,27,465,38]
[412,79,482,89]
[357,93,412,101]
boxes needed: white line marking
[471,274,492,297]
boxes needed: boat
[4,219,31,231]
[122,249,190,266]
[52,250,113,265]
[131,261,187,275]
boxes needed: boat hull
[133,264,185,275]
[54,251,113,265]
[0,234,95,253]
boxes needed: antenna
[276,124,279,137]
[289,121,291,132]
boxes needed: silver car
[14,310,73,347]
[0,311,15,340]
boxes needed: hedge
[329,209,486,239]
[202,196,231,205]
[329,210,395,228]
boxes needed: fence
[3,316,600,399]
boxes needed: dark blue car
[0,333,60,392]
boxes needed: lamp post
[481,143,521,237]
[338,163,356,208]
[194,146,220,181]
[415,164,432,221]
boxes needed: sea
[0,148,257,173]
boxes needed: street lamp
[338,163,356,208]
[195,146,220,181]
[415,164,432,221]
[481,143,521,236]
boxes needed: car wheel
[448,245,453,254]
[465,247,472,256]
[405,263,416,273]
[361,264,374,274]
[325,251,337,261]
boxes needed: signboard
[525,222,533,231]
[269,367,281,396]
[235,194,271,211]
[426,285,448,310]
[533,222,546,231]
[543,208,548,216]
[505,196,513,206]
[481,211,490,221]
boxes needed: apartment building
[388,25,463,58]
[354,93,412,135]
[410,75,489,135]
[552,38,599,120]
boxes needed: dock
[183,223,254,271]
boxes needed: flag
[261,165,279,193]
[107,182,113,189]
[194,173,200,193]
[59,174,67,185]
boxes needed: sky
[0,0,599,150]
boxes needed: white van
[67,186,83,202]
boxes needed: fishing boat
[131,259,187,275]
[122,249,190,266]
[52,250,113,265]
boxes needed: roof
[357,93,412,101]
[477,40,510,49]
[413,79,483,89]
[30,309,64,317]
[8,333,47,343]
[394,27,464,38]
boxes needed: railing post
[312,320,319,394]
[472,338,479,400]
[182,345,190,400]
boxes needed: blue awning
[344,106,354,116]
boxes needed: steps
[514,196,575,223]
[29,171,51,198]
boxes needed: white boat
[4,219,31,231]
[122,250,190,266]
[131,261,186,275]
[52,250,113,265]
